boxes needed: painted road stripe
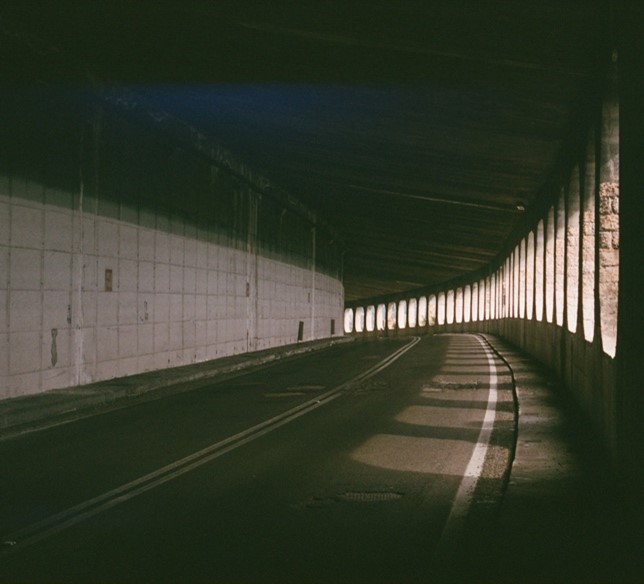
[434,334,500,560]
[1,336,420,559]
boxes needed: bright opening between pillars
[437,292,446,325]
[526,230,535,319]
[513,246,519,318]
[397,300,408,329]
[519,240,526,318]
[427,295,437,326]
[418,296,427,327]
[446,289,455,324]
[556,189,566,326]
[535,219,545,321]
[503,259,510,317]
[376,303,386,331]
[545,206,555,323]
[355,306,365,333]
[387,302,397,330]
[471,282,478,322]
[464,285,471,323]
[343,308,354,334]
[408,298,417,328]
[582,129,596,342]
[567,166,580,333]
[366,305,375,332]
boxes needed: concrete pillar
[555,189,566,327]
[598,52,619,358]
[481,279,486,321]
[535,219,544,321]
[616,1,644,493]
[519,239,526,319]
[545,206,556,324]
[581,129,596,342]
[455,288,463,324]
[512,246,519,318]
[566,166,580,333]
[526,230,535,320]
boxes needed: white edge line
[434,334,499,560]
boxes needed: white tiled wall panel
[1,185,344,398]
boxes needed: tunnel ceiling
[2,0,607,302]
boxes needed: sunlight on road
[350,433,473,475]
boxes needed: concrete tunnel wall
[0,89,345,399]
[344,52,642,487]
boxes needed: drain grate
[294,491,404,509]
[422,381,481,391]
[336,491,403,503]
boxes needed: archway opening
[355,306,365,333]
[567,166,580,333]
[343,308,354,334]
[427,295,437,326]
[408,298,418,328]
[397,300,408,329]
[526,231,535,320]
[545,206,555,324]
[387,302,397,330]
[366,305,375,332]
[418,297,428,327]
[535,219,545,321]
[376,303,387,331]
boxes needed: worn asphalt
[0,333,641,583]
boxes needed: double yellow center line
[1,336,420,559]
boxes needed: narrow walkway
[457,335,644,584]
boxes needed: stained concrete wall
[0,91,344,399]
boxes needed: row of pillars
[345,62,619,359]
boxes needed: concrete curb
[0,336,354,439]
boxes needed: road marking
[434,334,499,560]
[0,336,420,559]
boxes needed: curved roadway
[0,334,515,583]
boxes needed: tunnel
[1,1,643,582]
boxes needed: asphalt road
[0,334,515,583]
